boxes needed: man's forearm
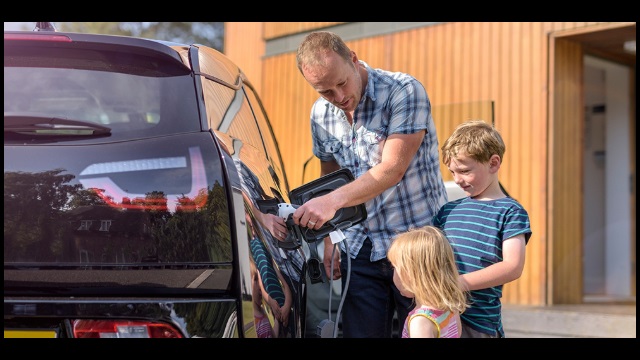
[327,164,403,209]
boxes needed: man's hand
[323,238,341,280]
[292,193,338,230]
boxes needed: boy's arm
[459,234,526,291]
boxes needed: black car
[4,23,365,339]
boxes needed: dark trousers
[339,238,413,338]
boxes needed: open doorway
[582,54,634,303]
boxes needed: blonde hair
[387,226,468,313]
[441,119,505,166]
[296,31,353,75]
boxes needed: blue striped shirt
[311,61,448,261]
[433,196,532,337]
[250,237,286,307]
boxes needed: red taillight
[73,319,183,338]
[4,33,72,42]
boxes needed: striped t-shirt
[433,196,532,337]
[250,237,286,307]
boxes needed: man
[292,31,448,338]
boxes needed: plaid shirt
[311,61,448,261]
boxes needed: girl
[387,226,468,338]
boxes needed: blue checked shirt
[310,61,448,261]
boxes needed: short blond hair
[441,119,505,166]
[387,226,468,314]
[296,31,352,75]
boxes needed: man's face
[301,50,362,113]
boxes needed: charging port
[307,258,324,284]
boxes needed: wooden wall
[223,21,630,306]
[549,37,585,304]
[224,23,344,91]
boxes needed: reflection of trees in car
[4,169,80,261]
[152,183,231,262]
[4,169,232,264]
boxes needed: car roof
[4,28,245,90]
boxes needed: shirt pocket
[321,139,351,167]
[360,128,386,166]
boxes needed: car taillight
[4,33,72,42]
[73,319,183,338]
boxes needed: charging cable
[331,238,350,338]
[316,229,350,338]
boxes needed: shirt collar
[359,60,377,103]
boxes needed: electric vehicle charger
[255,169,365,338]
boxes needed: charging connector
[329,229,345,244]
[317,319,335,338]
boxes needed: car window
[244,85,289,193]
[4,45,200,142]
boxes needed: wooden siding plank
[553,38,583,303]
[526,21,549,305]
[224,22,264,93]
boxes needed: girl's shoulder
[410,305,448,317]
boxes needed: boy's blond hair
[441,119,506,166]
[387,226,468,313]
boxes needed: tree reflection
[4,169,81,261]
[4,169,231,264]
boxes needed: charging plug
[329,229,345,244]
[317,319,335,338]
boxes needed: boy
[433,119,532,338]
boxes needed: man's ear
[489,154,501,174]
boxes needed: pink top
[402,305,460,338]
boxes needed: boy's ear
[489,154,501,174]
